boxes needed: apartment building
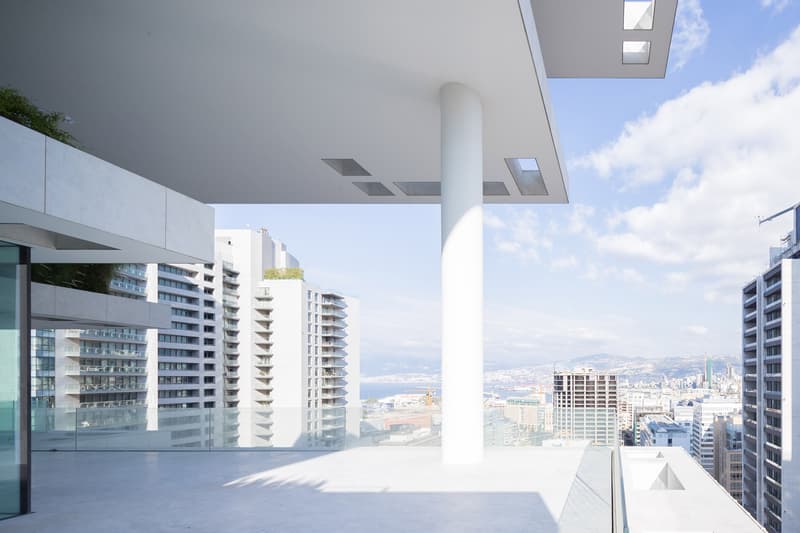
[639,414,690,453]
[264,280,360,448]
[741,206,800,532]
[713,414,743,504]
[553,370,618,445]
[31,228,360,450]
[690,399,740,475]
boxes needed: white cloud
[583,26,800,298]
[581,263,646,284]
[683,325,709,336]
[492,209,554,261]
[551,255,578,271]
[670,0,710,71]
[484,212,506,230]
[761,0,791,12]
[566,204,597,236]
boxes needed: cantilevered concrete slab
[0,1,674,205]
[31,282,171,330]
[0,117,214,263]
[532,0,678,78]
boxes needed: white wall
[782,258,800,526]
[264,280,305,447]
[344,296,361,443]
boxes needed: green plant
[0,87,74,145]
[264,267,304,280]
[32,264,118,294]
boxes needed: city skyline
[215,2,800,372]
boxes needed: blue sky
[216,1,800,375]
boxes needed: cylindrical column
[440,82,483,464]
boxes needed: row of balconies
[64,348,146,359]
[64,365,146,376]
[65,329,146,343]
[64,383,148,394]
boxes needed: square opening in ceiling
[505,158,548,196]
[623,41,651,64]
[483,182,510,196]
[623,0,655,30]
[322,158,371,176]
[394,181,441,196]
[352,182,394,197]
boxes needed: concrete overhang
[532,0,678,78]
[0,117,214,263]
[31,282,171,330]
[0,1,674,206]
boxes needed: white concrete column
[440,82,483,464]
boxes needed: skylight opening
[393,181,441,196]
[483,182,510,196]
[321,158,371,177]
[622,41,651,65]
[352,182,394,197]
[623,0,655,31]
[505,158,548,196]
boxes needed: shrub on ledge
[264,267,304,280]
[32,264,117,294]
[0,87,74,145]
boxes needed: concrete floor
[0,447,591,533]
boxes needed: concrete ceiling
[0,1,675,205]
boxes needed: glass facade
[0,242,30,519]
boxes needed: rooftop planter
[264,267,304,280]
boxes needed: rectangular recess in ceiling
[622,41,651,64]
[483,182,510,196]
[394,181,441,196]
[394,181,512,197]
[352,182,394,197]
[623,0,655,30]
[322,158,371,176]
[505,158,548,196]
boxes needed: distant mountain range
[363,353,740,383]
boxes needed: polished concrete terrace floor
[1,447,596,533]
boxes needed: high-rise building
[638,414,690,453]
[690,399,740,475]
[713,414,743,504]
[214,228,360,448]
[262,280,360,448]
[741,205,800,532]
[30,228,360,450]
[705,356,713,387]
[553,369,617,445]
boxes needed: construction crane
[759,202,800,226]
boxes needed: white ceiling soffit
[531,0,679,78]
[0,1,623,205]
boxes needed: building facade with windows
[690,399,741,475]
[741,208,800,533]
[639,414,690,453]
[553,370,618,445]
[713,414,743,504]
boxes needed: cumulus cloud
[582,26,800,300]
[670,0,710,71]
[491,209,554,261]
[683,325,709,336]
[761,0,791,12]
[551,255,579,271]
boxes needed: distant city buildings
[713,414,743,504]
[690,398,741,475]
[553,369,618,445]
[30,228,360,449]
[638,414,690,453]
[741,205,800,533]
